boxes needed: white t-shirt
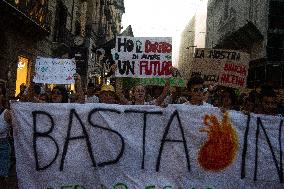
[86,95,100,103]
[184,101,214,107]
[0,109,9,139]
[128,100,156,105]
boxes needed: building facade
[178,0,208,79]
[206,0,284,88]
[178,16,196,79]
[0,0,125,97]
[85,0,125,86]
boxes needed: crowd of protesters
[0,68,283,187]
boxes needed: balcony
[52,27,74,56]
[53,27,74,48]
[85,23,107,44]
[0,0,51,35]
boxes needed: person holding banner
[219,87,238,111]
[85,83,100,103]
[50,86,69,103]
[73,73,85,103]
[49,74,84,103]
[98,84,117,104]
[0,92,12,187]
[185,76,213,107]
[259,85,279,116]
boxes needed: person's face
[203,90,209,102]
[244,100,254,112]
[39,94,47,102]
[99,91,115,104]
[87,87,95,96]
[213,98,220,107]
[51,89,63,103]
[190,84,204,105]
[222,92,232,108]
[134,85,146,102]
[262,96,277,114]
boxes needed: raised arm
[115,87,129,105]
[155,66,178,106]
[155,79,170,106]
[74,73,85,103]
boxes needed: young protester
[259,85,279,116]
[22,83,42,103]
[184,76,213,107]
[85,82,99,103]
[98,84,117,104]
[162,86,177,107]
[241,91,259,113]
[0,90,12,187]
[50,86,69,103]
[73,73,85,103]
[39,93,50,103]
[220,87,238,111]
[117,80,170,106]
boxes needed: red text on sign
[140,61,172,76]
[145,40,172,53]
[220,74,245,87]
[223,63,247,76]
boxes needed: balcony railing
[3,0,51,31]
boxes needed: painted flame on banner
[198,112,238,171]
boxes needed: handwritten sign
[192,48,250,89]
[114,37,172,78]
[33,57,76,84]
[11,103,284,188]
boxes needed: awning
[215,21,264,50]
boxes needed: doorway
[15,56,30,96]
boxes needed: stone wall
[205,0,268,60]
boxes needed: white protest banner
[192,48,250,89]
[12,102,284,189]
[114,36,172,78]
[33,57,76,84]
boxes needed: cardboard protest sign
[114,37,172,78]
[192,48,250,89]
[12,102,284,189]
[33,57,76,84]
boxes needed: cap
[100,84,115,93]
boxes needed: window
[267,33,284,61]
[269,0,284,30]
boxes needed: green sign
[141,78,186,87]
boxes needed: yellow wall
[16,56,29,96]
